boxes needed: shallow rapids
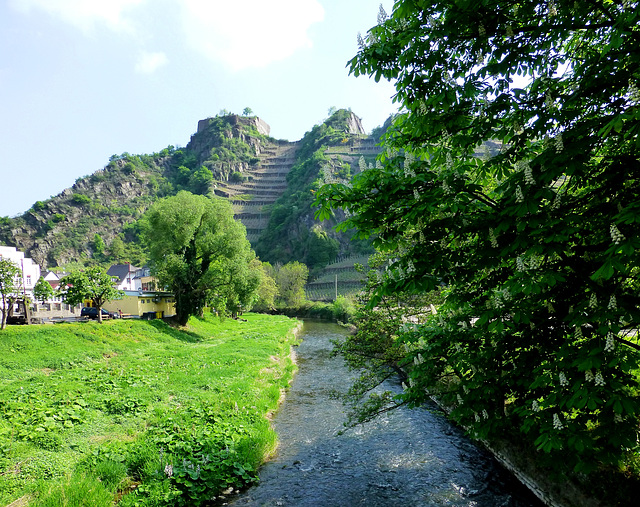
[229,321,543,506]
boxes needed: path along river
[229,321,544,506]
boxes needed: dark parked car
[80,307,114,319]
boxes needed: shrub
[229,171,247,183]
[71,194,91,206]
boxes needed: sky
[0,0,398,217]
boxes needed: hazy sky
[0,0,397,217]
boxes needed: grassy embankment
[0,313,300,506]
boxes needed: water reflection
[229,321,542,506]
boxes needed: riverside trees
[315,0,640,471]
[142,191,258,325]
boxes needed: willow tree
[142,191,256,325]
[316,1,640,472]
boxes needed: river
[229,321,544,506]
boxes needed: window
[26,275,31,286]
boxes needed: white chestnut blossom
[483,409,489,419]
[446,153,454,169]
[574,326,583,340]
[610,224,625,244]
[529,256,540,270]
[515,185,524,202]
[605,332,616,352]
[516,256,526,272]
[524,165,535,185]
[585,369,594,383]
[595,370,605,386]
[532,400,541,412]
[559,372,568,386]
[589,293,597,309]
[608,295,617,310]
[553,413,564,430]
[457,394,464,405]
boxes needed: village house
[103,264,176,319]
[0,245,41,299]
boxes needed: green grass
[0,313,300,506]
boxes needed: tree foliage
[33,276,54,304]
[58,267,123,323]
[275,261,309,308]
[142,191,257,325]
[0,258,21,330]
[316,0,640,472]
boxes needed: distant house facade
[0,245,41,300]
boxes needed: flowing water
[229,321,543,506]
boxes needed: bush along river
[229,321,544,506]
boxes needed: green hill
[0,110,381,273]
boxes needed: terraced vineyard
[305,254,370,301]
[214,140,300,243]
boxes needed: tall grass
[0,313,299,506]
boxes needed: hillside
[0,110,382,271]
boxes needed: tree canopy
[33,276,54,304]
[0,258,21,330]
[142,191,257,325]
[58,266,123,323]
[315,0,640,472]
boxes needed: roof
[107,264,139,283]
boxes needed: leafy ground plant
[0,313,299,506]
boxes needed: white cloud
[180,0,325,70]
[8,0,146,33]
[135,51,169,74]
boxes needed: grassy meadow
[0,313,300,506]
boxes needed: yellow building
[103,290,176,319]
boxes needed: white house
[0,245,41,299]
[106,263,140,291]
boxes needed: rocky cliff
[0,110,381,270]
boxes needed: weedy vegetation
[0,313,299,506]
